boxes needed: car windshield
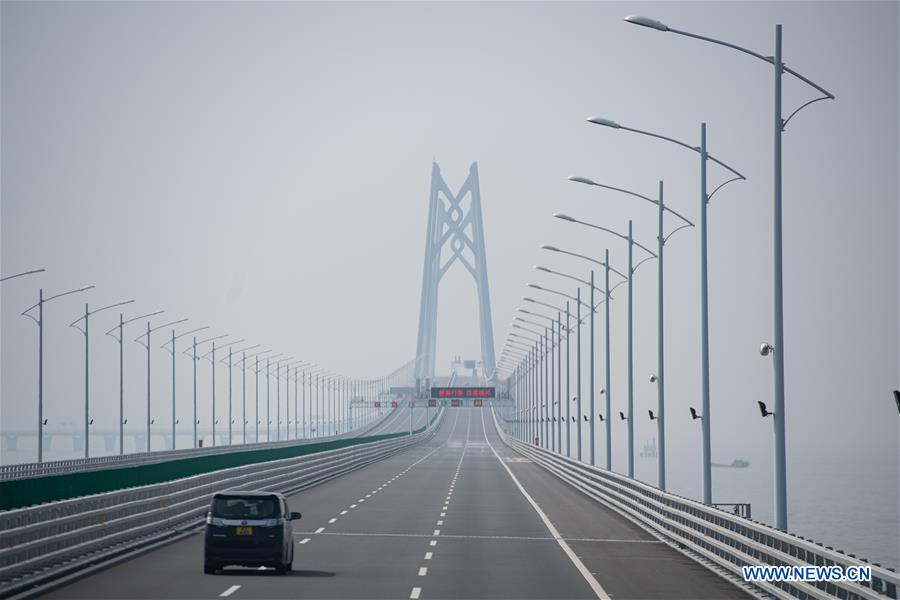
[211,496,281,519]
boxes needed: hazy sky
[1,0,898,537]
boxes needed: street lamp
[69,299,134,458]
[160,326,210,450]
[624,15,833,530]
[201,338,245,445]
[182,333,230,447]
[569,177,694,491]
[588,116,744,504]
[221,344,260,445]
[237,349,271,443]
[545,225,654,475]
[273,356,294,441]
[106,309,164,454]
[135,317,188,452]
[282,360,308,439]
[21,284,95,463]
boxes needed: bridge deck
[43,407,749,600]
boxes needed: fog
[1,0,897,562]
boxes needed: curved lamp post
[21,284,95,462]
[586,117,744,505]
[160,325,209,450]
[624,14,834,530]
[106,309,164,454]
[569,177,694,490]
[69,299,134,458]
[546,224,655,476]
[135,317,188,452]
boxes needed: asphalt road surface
[42,407,749,599]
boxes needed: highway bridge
[26,407,750,600]
[1,163,896,600]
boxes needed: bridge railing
[493,411,898,600]
[0,409,443,597]
[0,403,404,482]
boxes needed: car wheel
[203,561,218,575]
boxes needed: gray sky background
[1,0,898,558]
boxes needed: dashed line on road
[340,510,348,515]
[424,552,433,560]
[328,518,337,524]
[220,585,241,597]
[314,527,325,534]
[299,538,310,545]
[418,567,428,576]
[410,587,422,599]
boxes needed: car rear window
[211,496,281,519]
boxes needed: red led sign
[431,387,495,399]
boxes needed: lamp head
[527,283,543,290]
[568,176,597,186]
[760,342,775,356]
[649,374,658,383]
[587,116,622,128]
[552,214,577,223]
[623,15,669,31]
[540,244,561,251]
[534,266,551,273]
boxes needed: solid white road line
[299,538,310,544]
[410,587,422,599]
[418,567,428,576]
[220,585,241,597]
[481,408,611,600]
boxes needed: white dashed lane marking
[340,510,348,515]
[299,538,310,545]
[328,518,337,524]
[418,567,428,576]
[424,552,433,560]
[314,527,325,534]
[220,585,241,597]
[410,587,422,599]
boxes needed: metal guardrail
[0,407,405,482]
[493,411,898,600]
[0,409,443,598]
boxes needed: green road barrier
[0,423,430,512]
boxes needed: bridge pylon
[415,162,496,383]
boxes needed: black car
[204,491,301,574]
